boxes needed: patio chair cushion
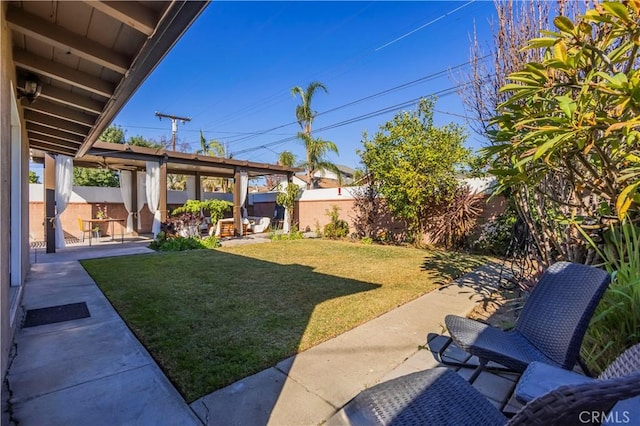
[445,261,610,372]
[445,316,558,372]
[515,344,640,425]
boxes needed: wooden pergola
[35,142,299,252]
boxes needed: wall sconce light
[17,76,42,104]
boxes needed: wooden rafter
[84,1,158,36]
[7,6,130,74]
[14,49,115,98]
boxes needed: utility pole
[155,111,191,151]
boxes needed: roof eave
[76,1,209,157]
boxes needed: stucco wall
[1,2,27,384]
[27,185,236,241]
[0,2,11,382]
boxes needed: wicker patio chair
[442,261,610,382]
[514,343,640,425]
[327,344,640,425]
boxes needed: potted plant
[92,226,101,238]
[95,205,106,219]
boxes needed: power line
[230,80,479,157]
[194,2,478,132]
[223,55,490,148]
[375,0,476,51]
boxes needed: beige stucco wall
[1,2,31,382]
[0,2,10,381]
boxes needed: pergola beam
[84,1,157,36]
[14,49,115,98]
[7,6,130,74]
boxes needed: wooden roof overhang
[77,142,301,178]
[8,0,209,158]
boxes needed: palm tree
[197,130,225,157]
[297,132,341,188]
[197,130,229,192]
[291,81,340,189]
[278,151,296,167]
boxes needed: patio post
[195,172,201,201]
[233,168,241,236]
[131,170,138,235]
[44,153,56,253]
[159,156,167,223]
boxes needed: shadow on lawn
[420,250,488,285]
[85,248,381,423]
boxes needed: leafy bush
[473,205,517,255]
[323,205,350,239]
[149,232,217,252]
[269,224,304,241]
[172,199,232,225]
[428,186,483,249]
[360,237,373,245]
[580,221,640,375]
[200,235,221,249]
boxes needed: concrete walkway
[3,240,514,426]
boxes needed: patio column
[44,153,56,253]
[159,157,167,223]
[131,170,138,236]
[195,172,202,201]
[233,168,241,236]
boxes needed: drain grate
[24,302,90,328]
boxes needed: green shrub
[200,235,221,249]
[172,199,232,224]
[149,232,218,252]
[360,237,373,245]
[581,221,640,375]
[323,206,350,239]
[472,206,517,255]
[269,224,304,241]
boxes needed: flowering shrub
[472,207,517,255]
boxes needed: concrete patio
[3,240,519,425]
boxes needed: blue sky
[111,1,499,170]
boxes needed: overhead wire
[222,54,490,148]
[230,78,484,157]
[196,1,478,133]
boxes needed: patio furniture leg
[435,336,516,381]
[468,358,487,384]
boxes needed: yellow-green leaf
[554,16,575,33]
[601,2,631,23]
[527,37,557,48]
[553,41,568,63]
[556,95,576,119]
[616,182,640,220]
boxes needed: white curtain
[185,175,196,200]
[120,171,133,233]
[240,172,248,218]
[54,155,73,249]
[239,172,249,236]
[136,173,146,230]
[146,161,162,237]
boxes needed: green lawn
[81,239,487,402]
